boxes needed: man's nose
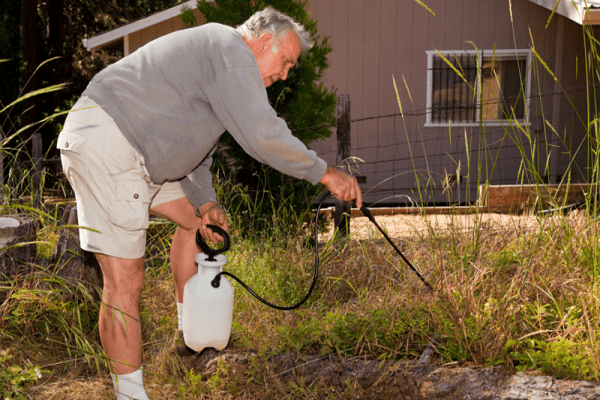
[280,66,290,80]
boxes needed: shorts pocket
[108,179,150,231]
[58,130,89,180]
[57,131,87,154]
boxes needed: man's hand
[319,166,363,208]
[197,201,229,244]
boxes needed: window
[425,49,532,126]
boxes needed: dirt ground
[322,209,541,241]
[185,349,600,399]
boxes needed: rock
[413,364,512,399]
[0,215,38,276]
[499,372,600,400]
[0,217,20,229]
[51,205,103,293]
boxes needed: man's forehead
[284,31,301,61]
[279,30,300,46]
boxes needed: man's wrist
[198,201,218,217]
[319,166,335,185]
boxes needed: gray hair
[236,6,313,53]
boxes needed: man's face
[255,30,301,88]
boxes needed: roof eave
[82,0,207,51]
[583,8,600,24]
[528,0,600,25]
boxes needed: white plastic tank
[183,252,234,352]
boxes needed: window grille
[430,52,479,123]
[426,49,532,126]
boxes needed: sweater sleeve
[203,66,327,185]
[180,144,218,216]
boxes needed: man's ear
[258,33,273,54]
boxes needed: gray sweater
[82,23,327,212]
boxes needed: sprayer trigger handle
[195,224,231,260]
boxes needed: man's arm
[204,66,327,185]
[205,66,363,209]
[179,144,219,217]
[179,146,230,244]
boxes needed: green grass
[2,181,600,398]
[3,1,600,397]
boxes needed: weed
[177,369,205,397]
[0,350,46,400]
[508,338,595,380]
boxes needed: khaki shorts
[58,96,186,259]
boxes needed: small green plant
[245,349,269,385]
[177,369,206,396]
[508,338,595,380]
[274,307,424,358]
[0,350,46,400]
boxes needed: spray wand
[359,205,433,291]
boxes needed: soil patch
[184,349,600,399]
[322,211,541,241]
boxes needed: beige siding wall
[128,9,206,53]
[306,0,594,205]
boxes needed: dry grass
[2,207,600,398]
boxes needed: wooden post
[52,205,103,296]
[334,95,351,237]
[32,133,42,208]
[0,215,38,276]
[0,126,4,189]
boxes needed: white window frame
[425,49,532,127]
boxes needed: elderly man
[58,6,362,400]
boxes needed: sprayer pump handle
[195,224,230,260]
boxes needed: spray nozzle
[196,224,230,261]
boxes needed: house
[81,0,600,206]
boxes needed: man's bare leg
[95,253,145,375]
[169,225,201,303]
[151,197,202,303]
[149,197,217,356]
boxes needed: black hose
[203,195,437,361]
[207,195,433,310]
[209,191,329,310]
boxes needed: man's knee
[96,254,145,301]
[175,219,203,237]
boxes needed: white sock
[177,302,184,331]
[111,368,150,400]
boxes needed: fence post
[334,94,351,237]
[32,133,42,208]
[0,126,4,189]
